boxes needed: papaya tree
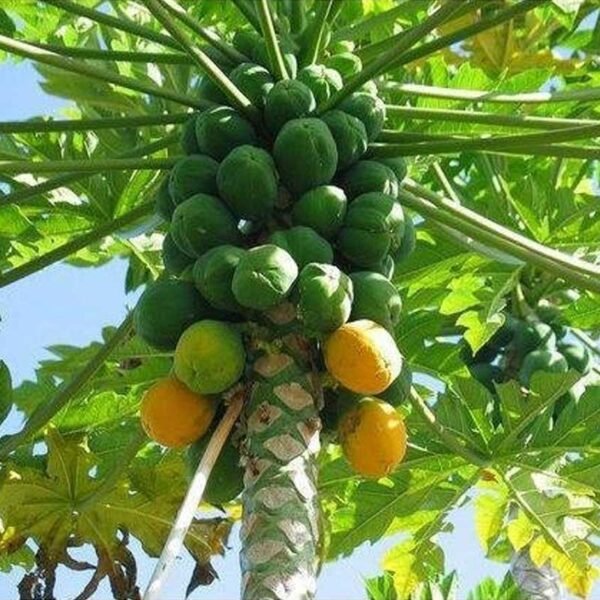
[0,1,599,599]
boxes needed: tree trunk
[240,319,322,600]
[511,547,564,600]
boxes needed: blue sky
[0,61,511,600]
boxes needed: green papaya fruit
[171,194,241,258]
[487,314,518,350]
[341,160,399,199]
[321,110,368,170]
[195,105,258,161]
[269,226,333,269]
[360,80,379,96]
[391,215,416,263]
[217,145,278,220]
[174,320,245,395]
[536,303,567,339]
[297,263,353,334]
[468,363,502,392]
[162,232,194,277]
[374,255,395,280]
[512,321,556,355]
[325,52,362,79]
[134,280,213,351]
[186,430,244,505]
[264,79,316,134]
[232,30,260,58]
[251,43,298,78]
[297,64,343,105]
[168,155,219,205]
[274,117,338,195]
[154,177,176,221]
[193,245,246,314]
[229,62,274,108]
[378,365,413,407]
[557,342,591,374]
[197,76,228,103]
[232,244,298,310]
[339,92,386,141]
[181,115,201,155]
[329,40,355,53]
[337,192,405,268]
[460,343,498,366]
[292,185,347,239]
[349,271,402,330]
[377,156,407,183]
[519,349,569,386]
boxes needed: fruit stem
[41,0,181,50]
[0,157,181,175]
[143,390,245,600]
[384,82,600,105]
[405,179,600,281]
[372,122,600,154]
[385,105,600,132]
[0,35,209,110]
[0,313,134,459]
[299,0,334,66]
[145,0,261,125]
[372,141,600,161]
[0,202,156,289]
[318,0,465,112]
[254,0,290,79]
[409,387,489,467]
[3,132,180,207]
[0,113,190,135]
[25,43,194,65]
[396,185,600,294]
[159,0,250,64]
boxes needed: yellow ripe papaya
[140,377,216,448]
[339,397,407,478]
[323,319,402,394]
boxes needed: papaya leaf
[562,293,600,329]
[326,448,477,559]
[531,384,600,450]
[474,480,509,555]
[0,360,12,426]
[467,573,524,600]
[0,9,15,37]
[493,371,582,451]
[500,465,598,575]
[0,428,232,594]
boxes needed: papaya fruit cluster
[136,32,414,489]
[463,301,593,420]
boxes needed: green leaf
[0,9,15,37]
[467,573,524,600]
[551,0,586,13]
[0,361,12,425]
[326,454,476,559]
[0,428,232,593]
[456,310,504,355]
[562,294,600,329]
[365,573,398,600]
[474,481,509,554]
[532,384,600,450]
[494,371,582,450]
